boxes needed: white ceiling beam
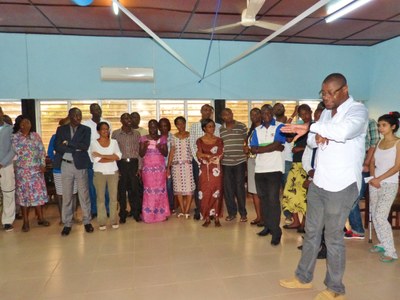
[114,0,202,78]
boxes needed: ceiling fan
[201,0,282,33]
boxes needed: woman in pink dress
[196,118,224,227]
[139,119,171,223]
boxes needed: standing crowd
[0,73,399,300]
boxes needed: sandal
[250,219,260,225]
[22,223,30,232]
[225,215,236,221]
[369,245,385,253]
[240,217,248,222]
[38,220,50,227]
[202,220,211,227]
[215,220,221,227]
[380,255,397,263]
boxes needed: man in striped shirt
[220,108,248,222]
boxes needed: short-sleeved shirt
[250,119,286,173]
[220,121,247,166]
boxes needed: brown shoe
[314,289,345,300]
[279,278,312,289]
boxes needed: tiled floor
[1,200,399,300]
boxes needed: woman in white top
[90,122,122,230]
[369,112,400,262]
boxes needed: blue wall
[0,33,371,101]
[368,37,400,119]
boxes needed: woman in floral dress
[167,116,195,218]
[12,117,49,232]
[196,118,224,227]
[139,119,171,223]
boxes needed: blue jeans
[88,167,109,215]
[347,172,369,234]
[295,182,358,295]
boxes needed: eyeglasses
[319,84,346,99]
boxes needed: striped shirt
[220,121,247,166]
[111,127,141,168]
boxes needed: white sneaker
[112,224,119,229]
[99,225,107,231]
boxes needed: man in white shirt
[280,73,368,300]
[189,104,221,220]
[82,103,111,218]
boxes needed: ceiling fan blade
[254,20,282,31]
[200,22,242,33]
[244,0,266,19]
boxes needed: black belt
[120,158,138,162]
[62,159,73,164]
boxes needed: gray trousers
[295,182,358,295]
[61,161,91,227]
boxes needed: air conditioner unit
[100,67,154,82]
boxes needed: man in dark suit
[54,107,94,236]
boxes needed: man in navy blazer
[54,107,94,236]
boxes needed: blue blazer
[53,124,91,170]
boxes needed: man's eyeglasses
[319,84,346,99]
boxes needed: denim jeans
[347,172,369,234]
[223,162,247,218]
[255,171,282,239]
[295,182,358,295]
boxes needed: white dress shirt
[308,96,368,192]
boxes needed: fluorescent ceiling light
[327,0,354,14]
[326,0,372,23]
[112,0,119,15]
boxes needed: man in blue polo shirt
[250,104,286,246]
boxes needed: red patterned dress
[196,137,224,218]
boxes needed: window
[0,101,22,125]
[71,100,94,122]
[36,99,320,150]
[131,100,157,129]
[101,100,129,131]
[159,101,185,134]
[186,100,212,129]
[38,101,68,151]
[225,101,250,127]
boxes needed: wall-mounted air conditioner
[100,67,154,82]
